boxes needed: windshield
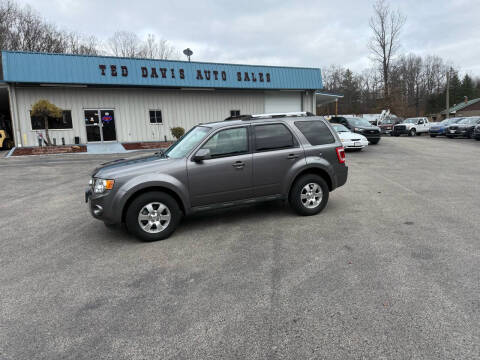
[457,118,472,124]
[381,119,394,124]
[403,118,420,124]
[332,124,350,132]
[164,126,211,159]
[348,118,372,127]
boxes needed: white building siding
[264,91,302,113]
[13,86,266,146]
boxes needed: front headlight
[354,128,361,132]
[94,178,115,194]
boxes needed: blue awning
[1,51,323,90]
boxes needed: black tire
[125,191,182,241]
[394,133,400,137]
[430,134,436,138]
[289,174,329,216]
[409,129,416,137]
[369,138,380,145]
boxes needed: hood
[337,131,367,141]
[92,154,180,179]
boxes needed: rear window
[295,121,335,145]
[254,123,296,151]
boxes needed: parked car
[429,118,464,137]
[331,123,369,150]
[392,117,430,136]
[474,123,480,141]
[378,118,401,134]
[86,113,348,241]
[445,117,480,138]
[329,116,381,144]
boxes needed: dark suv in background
[446,117,480,138]
[329,116,381,144]
[86,113,348,241]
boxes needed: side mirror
[192,148,211,162]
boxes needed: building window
[30,110,73,130]
[149,110,163,124]
[230,110,240,117]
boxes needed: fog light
[93,205,103,216]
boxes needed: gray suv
[86,113,348,241]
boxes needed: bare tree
[0,0,99,55]
[368,0,406,101]
[139,33,178,59]
[108,31,142,58]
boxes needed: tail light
[336,146,346,164]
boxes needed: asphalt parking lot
[1,136,479,359]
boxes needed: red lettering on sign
[213,70,219,80]
[266,73,271,82]
[204,70,211,80]
[159,68,167,78]
[244,72,250,81]
[141,67,148,77]
[180,69,185,79]
[171,68,175,78]
[237,72,242,81]
[121,66,128,77]
[251,72,257,82]
[196,70,203,80]
[151,68,159,78]
[222,71,227,81]
[110,65,117,76]
[99,64,106,75]
[259,73,264,82]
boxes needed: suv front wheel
[126,191,182,241]
[289,174,329,216]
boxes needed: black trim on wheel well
[122,186,185,222]
[290,168,333,193]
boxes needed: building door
[84,109,116,142]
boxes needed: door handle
[232,161,245,169]
[286,154,299,159]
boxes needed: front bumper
[392,128,410,135]
[85,187,118,224]
[342,139,369,149]
[429,128,444,135]
[446,129,469,137]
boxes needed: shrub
[170,127,185,140]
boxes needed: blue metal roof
[1,51,322,90]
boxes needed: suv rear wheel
[125,191,182,241]
[289,174,329,216]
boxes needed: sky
[15,0,480,76]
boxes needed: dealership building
[0,51,329,148]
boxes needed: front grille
[449,126,458,130]
[395,125,406,131]
[365,130,379,134]
[351,138,361,141]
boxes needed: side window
[230,110,240,117]
[201,127,248,158]
[418,119,424,124]
[295,121,335,145]
[254,123,296,151]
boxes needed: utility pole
[446,69,450,119]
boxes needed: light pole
[446,68,451,119]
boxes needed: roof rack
[224,111,315,121]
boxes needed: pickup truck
[392,117,430,136]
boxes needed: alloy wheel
[138,202,171,233]
[300,183,323,209]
